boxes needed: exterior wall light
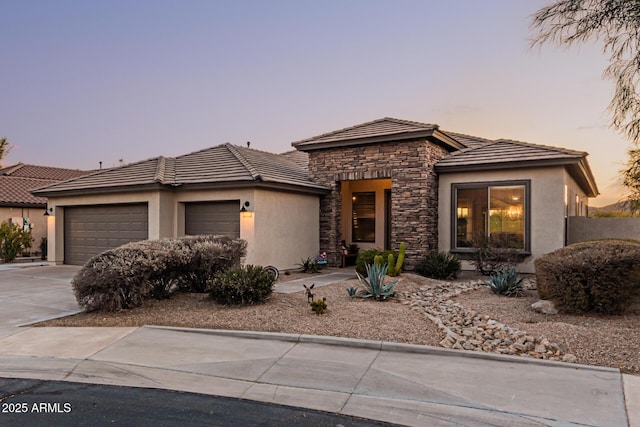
[43,207,54,216]
[240,201,253,219]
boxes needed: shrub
[0,221,33,263]
[72,235,247,311]
[535,239,640,314]
[209,265,275,305]
[310,297,327,315]
[297,257,321,273]
[484,267,524,297]
[350,263,398,301]
[173,235,247,292]
[415,251,461,280]
[355,248,395,276]
[72,248,156,312]
[39,237,48,260]
[470,233,524,276]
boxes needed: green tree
[0,137,10,166]
[0,221,33,263]
[622,147,640,214]
[531,0,640,142]
[531,1,640,206]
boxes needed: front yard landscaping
[36,270,640,375]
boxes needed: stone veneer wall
[306,139,449,268]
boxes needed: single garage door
[64,203,149,265]
[185,201,240,237]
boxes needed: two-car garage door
[64,201,240,265]
[64,204,149,265]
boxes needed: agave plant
[352,262,398,301]
[484,267,524,297]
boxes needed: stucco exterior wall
[438,166,571,273]
[306,139,449,267]
[0,206,46,256]
[253,189,319,270]
[567,216,640,243]
[44,187,319,269]
[563,169,589,217]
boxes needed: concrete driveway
[0,264,80,328]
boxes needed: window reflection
[455,184,526,250]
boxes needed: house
[32,118,598,272]
[292,118,597,273]
[0,163,89,254]
[31,144,329,267]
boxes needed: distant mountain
[589,200,637,217]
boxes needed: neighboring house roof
[435,139,599,197]
[292,117,465,152]
[0,163,90,208]
[32,143,330,197]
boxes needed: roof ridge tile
[154,157,166,183]
[0,163,25,176]
[226,143,262,181]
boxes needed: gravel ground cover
[36,270,640,374]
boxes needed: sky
[0,0,632,206]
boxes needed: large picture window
[352,192,375,242]
[453,181,529,252]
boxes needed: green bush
[0,221,33,263]
[172,235,247,292]
[39,237,48,260]
[534,239,640,314]
[209,265,275,305]
[415,251,461,280]
[484,267,524,297]
[297,257,321,273]
[310,297,327,315]
[355,248,395,275]
[72,235,247,311]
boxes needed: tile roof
[435,139,598,197]
[32,143,329,196]
[280,150,309,172]
[292,117,464,151]
[442,131,493,149]
[435,139,587,169]
[0,163,92,207]
[0,163,88,180]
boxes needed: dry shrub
[72,235,246,312]
[534,239,640,314]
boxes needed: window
[352,192,375,242]
[453,181,529,252]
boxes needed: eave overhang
[435,157,599,198]
[294,128,465,153]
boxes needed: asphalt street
[0,378,395,427]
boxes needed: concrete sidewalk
[0,264,638,426]
[0,326,634,426]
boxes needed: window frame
[450,180,531,254]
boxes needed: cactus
[387,253,396,277]
[373,254,384,268]
[394,242,406,276]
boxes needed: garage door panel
[185,201,240,237]
[64,204,149,265]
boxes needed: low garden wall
[567,216,640,244]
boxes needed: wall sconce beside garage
[240,201,253,219]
